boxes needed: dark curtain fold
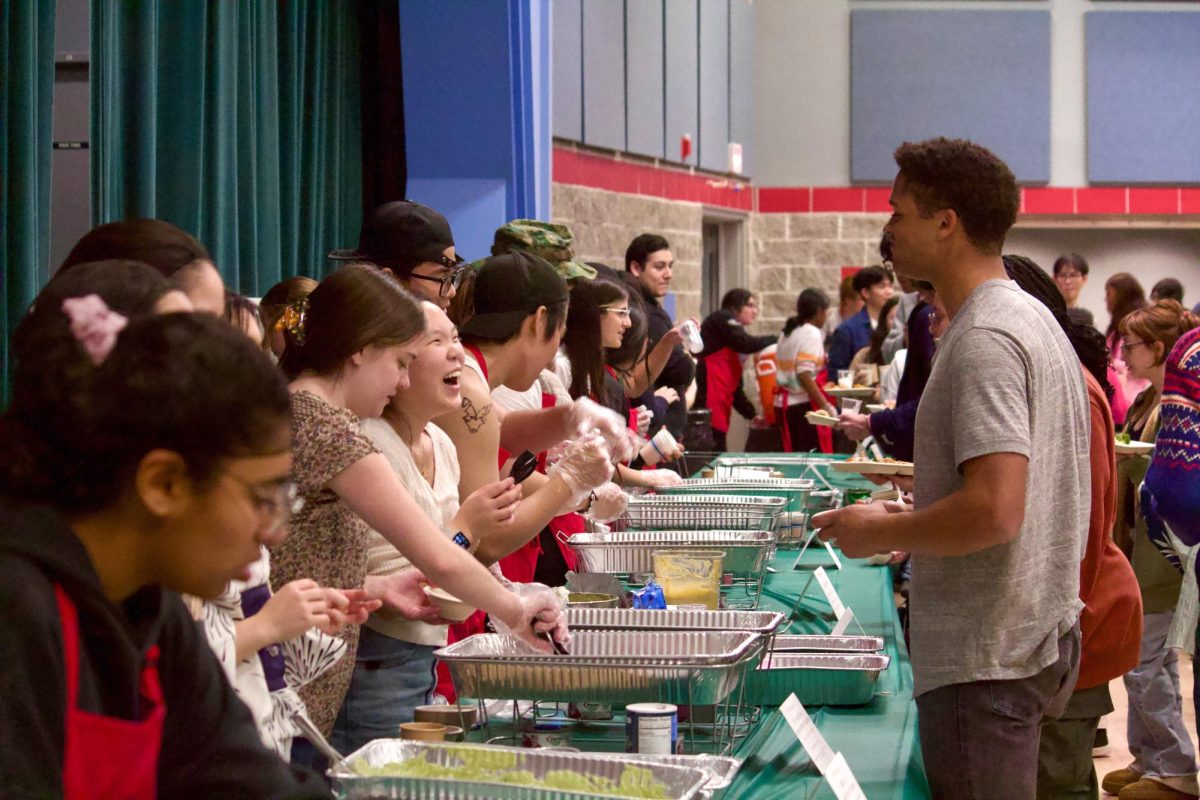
[1,0,55,405]
[91,0,363,295]
[358,0,406,213]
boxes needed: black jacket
[0,503,327,799]
[639,283,695,438]
[695,309,777,422]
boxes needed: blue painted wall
[1087,12,1200,185]
[850,9,1051,185]
[400,0,551,262]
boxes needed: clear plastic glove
[548,432,614,508]
[639,469,684,489]
[632,405,653,438]
[566,396,641,462]
[586,482,629,523]
[492,581,571,650]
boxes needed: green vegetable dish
[354,747,671,799]
[1115,433,1132,444]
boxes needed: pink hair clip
[62,295,128,365]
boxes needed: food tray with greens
[747,653,890,707]
[770,634,884,653]
[616,754,742,800]
[604,495,785,534]
[566,607,785,635]
[329,740,708,800]
[435,631,763,705]
[567,530,776,576]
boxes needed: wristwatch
[452,531,471,550]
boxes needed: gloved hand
[639,469,684,489]
[585,482,629,523]
[548,432,614,508]
[631,405,653,438]
[566,396,641,462]
[491,581,571,650]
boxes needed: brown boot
[1103,769,1143,796]
[1119,778,1200,800]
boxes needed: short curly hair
[893,137,1020,254]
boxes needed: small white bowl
[423,586,476,622]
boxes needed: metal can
[625,703,679,754]
[521,720,570,748]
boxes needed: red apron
[702,347,743,434]
[56,584,165,800]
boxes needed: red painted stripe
[812,187,865,213]
[1076,188,1127,215]
[1129,188,1180,215]
[758,187,811,213]
[1023,188,1074,215]
[1182,189,1200,215]
[864,188,892,213]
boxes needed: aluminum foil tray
[661,478,815,513]
[607,495,785,533]
[329,740,708,800]
[714,456,833,480]
[567,530,776,575]
[566,607,785,634]
[435,631,763,705]
[616,754,742,800]
[805,489,842,512]
[771,634,884,653]
[747,653,890,707]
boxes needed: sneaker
[1119,778,1200,800]
[1094,726,1112,757]
[1104,769,1143,796]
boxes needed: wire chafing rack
[657,478,815,546]
[435,630,767,756]
[602,494,785,535]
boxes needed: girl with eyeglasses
[0,286,327,796]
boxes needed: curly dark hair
[893,138,1020,254]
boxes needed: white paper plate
[805,411,840,427]
[824,386,876,399]
[1115,440,1154,456]
[830,460,914,477]
[866,404,887,414]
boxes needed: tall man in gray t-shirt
[814,138,1090,799]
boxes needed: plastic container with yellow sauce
[652,549,724,610]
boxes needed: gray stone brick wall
[551,181,890,412]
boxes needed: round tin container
[625,703,679,755]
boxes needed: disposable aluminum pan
[329,740,708,800]
[771,634,884,653]
[435,631,763,705]
[607,495,785,534]
[567,530,776,575]
[566,607,785,635]
[661,478,815,512]
[615,754,742,800]
[747,653,891,707]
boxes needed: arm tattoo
[461,396,492,433]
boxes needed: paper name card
[842,398,862,414]
[780,694,835,773]
[814,567,847,618]
[825,752,867,800]
[831,607,855,636]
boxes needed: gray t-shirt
[910,279,1089,696]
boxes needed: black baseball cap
[328,200,454,271]
[460,251,568,339]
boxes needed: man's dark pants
[916,624,1081,799]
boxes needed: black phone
[510,450,539,484]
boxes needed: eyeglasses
[223,471,304,535]
[1120,339,1146,356]
[1056,271,1084,282]
[408,256,467,297]
[600,306,631,318]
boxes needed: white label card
[825,752,868,800]
[831,607,854,636]
[813,567,847,618]
[780,694,835,773]
[824,540,844,571]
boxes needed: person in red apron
[695,290,777,452]
[1,299,325,797]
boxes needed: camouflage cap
[490,219,597,281]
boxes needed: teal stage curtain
[91,1,363,296]
[1,0,55,405]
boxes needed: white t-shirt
[493,366,572,412]
[774,323,825,406]
[359,419,461,646]
[879,349,906,405]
